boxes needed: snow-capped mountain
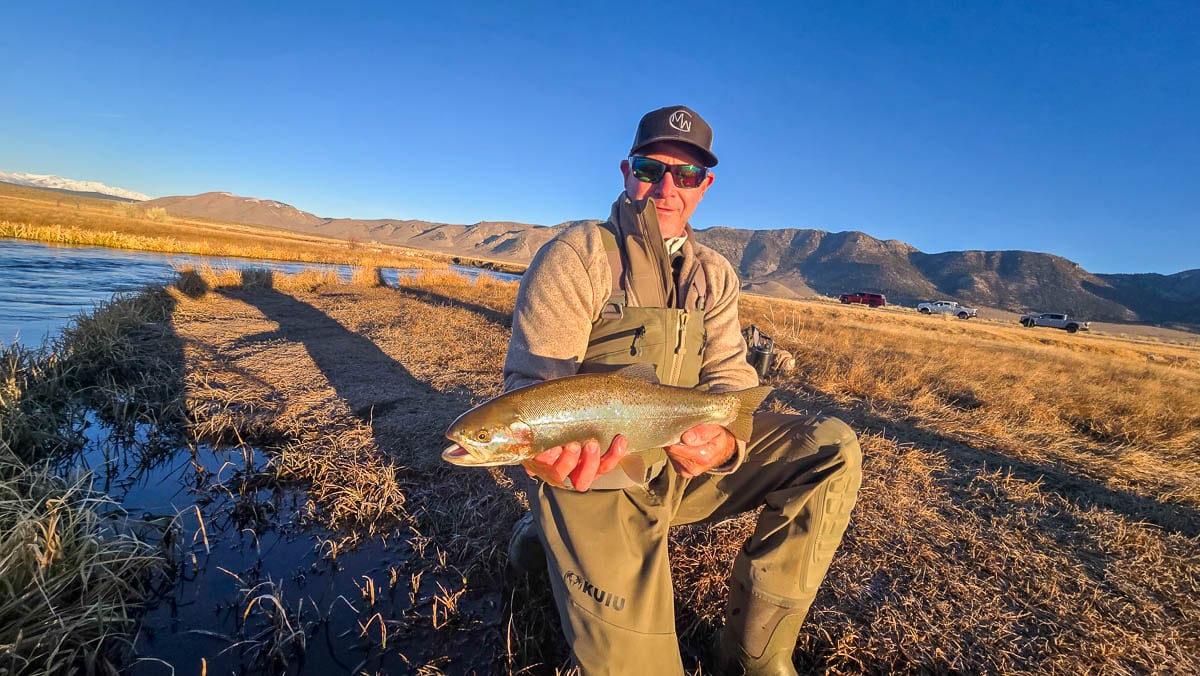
[0,171,150,201]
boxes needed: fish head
[442,401,534,466]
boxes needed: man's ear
[620,158,631,180]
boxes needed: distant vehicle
[1020,312,1089,333]
[839,291,887,307]
[917,300,978,319]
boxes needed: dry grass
[162,273,1198,673]
[0,447,162,676]
[0,289,182,674]
[7,266,1190,672]
[0,181,443,270]
[739,296,1200,511]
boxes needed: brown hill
[147,191,1198,327]
[143,192,325,230]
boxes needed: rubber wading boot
[718,580,811,676]
[506,512,546,577]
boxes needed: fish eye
[475,430,489,442]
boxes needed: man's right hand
[524,435,628,491]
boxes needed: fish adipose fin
[726,386,774,441]
[615,363,660,383]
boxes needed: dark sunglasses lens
[673,164,706,188]
[631,157,666,183]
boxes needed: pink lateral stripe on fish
[442,363,772,468]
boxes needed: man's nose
[649,171,677,198]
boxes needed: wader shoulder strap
[597,223,627,317]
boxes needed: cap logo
[669,110,693,133]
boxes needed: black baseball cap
[629,105,718,167]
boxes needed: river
[2,236,519,673]
[0,238,518,347]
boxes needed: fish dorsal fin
[615,363,660,384]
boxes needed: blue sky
[1,1,1196,274]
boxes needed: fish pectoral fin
[521,460,572,489]
[615,454,648,484]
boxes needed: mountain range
[0,171,150,201]
[3,172,1192,327]
[136,191,1197,327]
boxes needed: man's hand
[666,424,736,478]
[524,435,628,491]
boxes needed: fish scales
[441,364,773,468]
[506,373,734,451]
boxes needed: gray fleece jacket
[502,194,761,471]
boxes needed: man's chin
[654,211,685,237]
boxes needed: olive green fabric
[502,193,757,402]
[571,221,710,491]
[533,413,862,674]
[582,224,707,389]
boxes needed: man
[503,105,862,675]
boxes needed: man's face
[621,142,715,239]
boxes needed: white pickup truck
[1019,312,1089,333]
[917,300,978,319]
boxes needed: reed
[0,445,161,676]
[0,287,183,674]
[0,181,444,271]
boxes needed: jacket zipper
[669,311,688,385]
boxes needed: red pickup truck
[839,292,887,307]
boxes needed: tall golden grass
[0,181,442,270]
[740,296,1200,508]
[0,290,180,674]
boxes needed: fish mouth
[442,442,512,467]
[442,443,486,465]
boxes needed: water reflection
[0,238,518,347]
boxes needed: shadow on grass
[395,286,513,328]
[771,385,1200,538]
[223,282,470,468]
[217,277,568,671]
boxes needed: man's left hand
[665,424,736,478]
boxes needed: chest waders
[576,224,708,490]
[528,205,863,675]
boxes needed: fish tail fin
[726,386,773,441]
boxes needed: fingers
[668,454,702,479]
[528,435,631,491]
[681,423,721,446]
[569,439,602,491]
[596,434,628,475]
[549,442,582,486]
[532,445,563,467]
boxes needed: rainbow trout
[442,364,772,477]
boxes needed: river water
[0,238,518,347]
[2,237,517,673]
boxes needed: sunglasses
[629,156,709,189]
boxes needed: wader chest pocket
[587,326,647,359]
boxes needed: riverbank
[5,268,1198,673]
[0,181,450,271]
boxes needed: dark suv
[839,292,887,307]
